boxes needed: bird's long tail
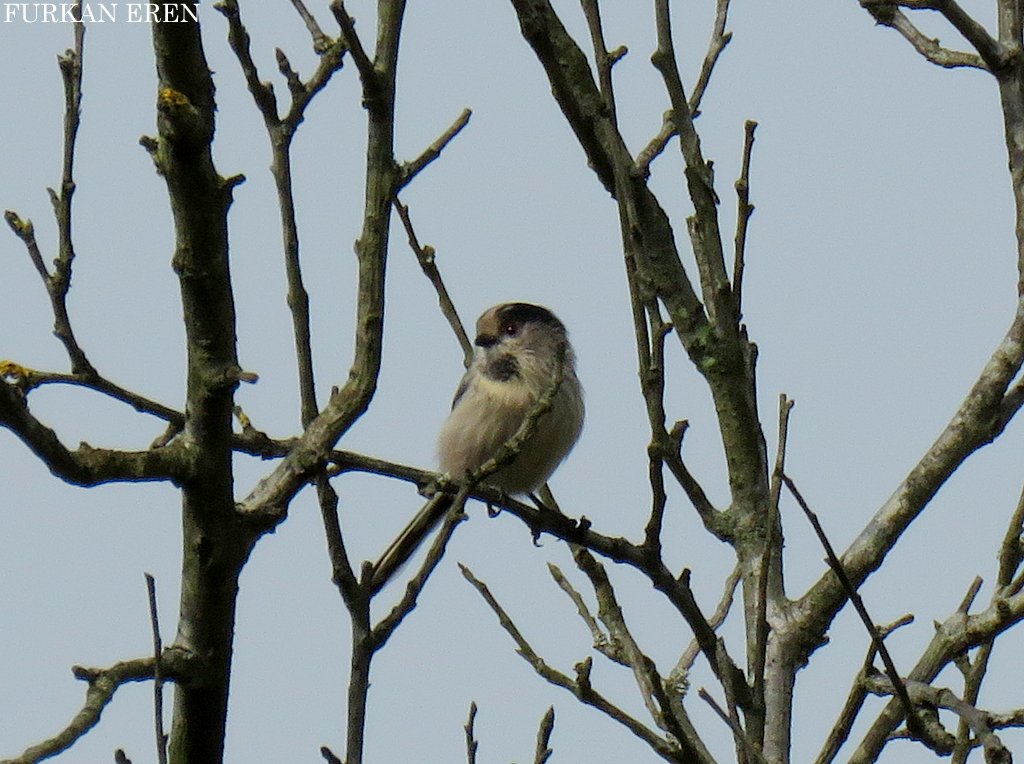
[371,491,457,593]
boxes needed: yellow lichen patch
[233,405,252,431]
[0,359,32,382]
[5,214,32,236]
[158,88,191,109]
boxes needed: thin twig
[752,394,792,726]
[670,562,741,686]
[785,475,926,743]
[634,113,675,178]
[330,1,375,88]
[580,0,622,126]
[815,614,914,764]
[862,676,1012,759]
[0,364,183,424]
[319,746,343,764]
[859,2,986,69]
[689,0,733,116]
[697,688,769,764]
[652,0,734,333]
[641,310,672,553]
[465,702,479,764]
[392,196,472,361]
[732,120,757,315]
[533,706,555,764]
[460,564,681,760]
[144,574,167,764]
[396,108,472,191]
[3,658,158,764]
[287,0,332,52]
[548,563,616,661]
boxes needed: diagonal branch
[793,306,1024,660]
[0,651,193,764]
[287,0,332,53]
[460,564,685,762]
[859,2,987,69]
[570,547,716,762]
[689,0,734,117]
[392,196,473,361]
[0,379,191,485]
[533,706,555,764]
[396,108,472,190]
[785,475,928,745]
[814,615,915,764]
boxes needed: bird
[371,302,584,590]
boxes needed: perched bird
[372,302,584,589]
[437,302,584,494]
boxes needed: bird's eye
[502,323,518,336]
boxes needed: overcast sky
[2,1,1022,762]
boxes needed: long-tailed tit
[372,302,584,589]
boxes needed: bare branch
[548,562,620,663]
[2,658,158,764]
[320,746,343,764]
[571,548,716,762]
[652,0,734,333]
[670,562,742,685]
[287,0,333,53]
[0,380,191,486]
[795,307,1024,664]
[891,0,1008,70]
[697,688,768,764]
[660,421,726,539]
[392,196,473,362]
[689,0,734,116]
[465,702,479,764]
[533,706,555,764]
[862,675,1012,760]
[580,0,623,126]
[215,0,279,124]
[330,1,375,89]
[815,615,914,764]
[634,113,675,179]
[396,108,473,190]
[752,394,792,717]
[732,120,757,315]
[144,574,168,764]
[460,564,683,761]
[0,361,183,424]
[859,2,986,69]
[785,475,928,744]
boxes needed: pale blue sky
[2,1,1022,762]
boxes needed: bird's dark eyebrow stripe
[498,303,564,330]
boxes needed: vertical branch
[651,0,733,333]
[148,3,256,762]
[952,482,1024,762]
[145,574,168,764]
[732,120,756,316]
[465,702,480,764]
[323,3,407,762]
[533,706,555,764]
[993,0,1024,292]
[748,394,792,747]
[48,1,93,375]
